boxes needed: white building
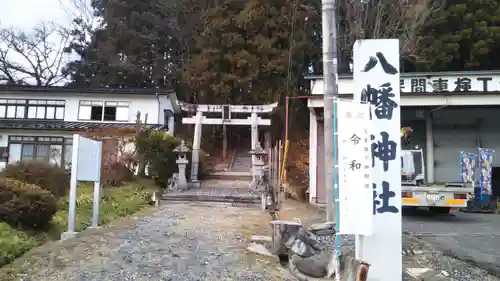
[307,70,500,203]
[0,86,180,170]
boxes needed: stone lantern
[249,142,268,183]
[249,141,267,169]
[249,141,269,210]
[173,140,190,190]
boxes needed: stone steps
[205,171,253,181]
[161,193,260,204]
[161,179,260,204]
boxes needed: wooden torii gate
[179,101,278,182]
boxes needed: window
[0,99,26,119]
[63,138,73,170]
[8,136,69,167]
[0,99,65,120]
[164,109,174,131]
[78,100,129,121]
[26,99,65,120]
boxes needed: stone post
[191,111,203,182]
[174,140,190,190]
[251,112,259,179]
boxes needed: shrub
[0,178,57,229]
[136,131,208,187]
[1,161,70,198]
[136,131,180,187]
[101,162,134,187]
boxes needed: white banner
[353,39,402,281]
[338,100,373,235]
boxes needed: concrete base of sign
[60,231,79,241]
[246,243,275,258]
[88,226,101,230]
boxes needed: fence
[267,140,285,215]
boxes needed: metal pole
[322,0,339,223]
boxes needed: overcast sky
[0,0,73,29]
[0,0,89,85]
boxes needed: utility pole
[322,0,339,222]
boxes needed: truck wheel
[429,207,450,214]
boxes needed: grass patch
[0,180,158,267]
[0,223,36,267]
[50,181,156,236]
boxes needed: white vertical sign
[353,39,402,281]
[338,100,373,235]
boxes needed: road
[403,208,500,276]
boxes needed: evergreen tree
[180,0,319,104]
[65,0,184,88]
[416,0,500,71]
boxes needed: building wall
[0,130,73,170]
[0,91,175,125]
[309,111,317,202]
[311,106,500,203]
[432,107,500,182]
[316,119,326,203]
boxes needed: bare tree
[337,0,441,70]
[58,0,99,30]
[0,23,70,86]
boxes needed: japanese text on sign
[353,37,403,281]
[338,100,373,235]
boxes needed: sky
[0,0,86,85]
[0,0,73,29]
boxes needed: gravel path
[2,198,498,281]
[1,202,300,281]
[403,208,500,279]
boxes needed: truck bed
[402,182,474,193]
[402,182,473,208]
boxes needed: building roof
[305,70,500,80]
[0,85,175,96]
[0,120,168,131]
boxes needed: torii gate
[179,101,278,182]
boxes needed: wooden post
[135,111,147,177]
[338,256,370,281]
[270,220,302,256]
[275,144,283,209]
